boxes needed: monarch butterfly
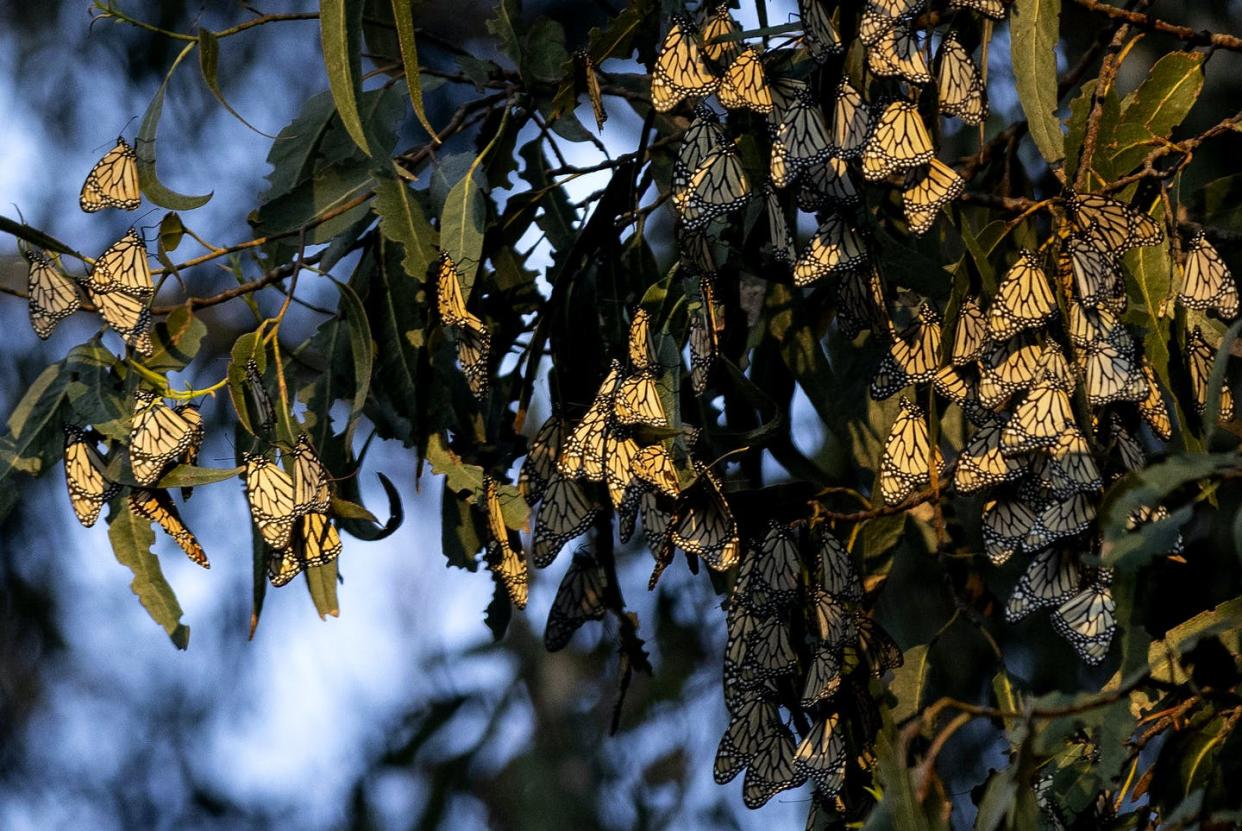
[64,426,119,528]
[291,433,331,515]
[1108,413,1147,474]
[788,638,838,708]
[937,34,989,125]
[765,185,796,264]
[573,50,608,132]
[830,78,872,160]
[1179,231,1238,318]
[631,443,680,498]
[519,414,564,504]
[1036,341,1074,390]
[1138,359,1173,441]
[1051,572,1115,665]
[1064,189,1164,256]
[794,714,846,797]
[799,0,844,61]
[862,100,935,181]
[559,361,621,482]
[981,496,1039,565]
[1044,427,1103,498]
[1005,547,1082,623]
[689,291,718,395]
[652,15,719,112]
[1001,379,1076,453]
[836,266,887,339]
[243,452,297,551]
[879,397,938,505]
[641,488,675,565]
[129,390,199,486]
[811,587,856,646]
[627,308,654,372]
[699,3,739,65]
[741,709,805,809]
[888,303,942,383]
[746,614,799,681]
[869,353,910,401]
[814,528,862,601]
[951,296,989,365]
[483,476,528,609]
[752,522,803,604]
[1065,232,1124,311]
[25,251,81,339]
[80,137,141,212]
[603,430,639,510]
[1066,298,1121,350]
[89,228,153,298]
[615,372,669,429]
[868,23,931,86]
[903,159,964,236]
[172,403,204,500]
[544,550,609,652]
[978,337,1042,409]
[1080,339,1146,406]
[774,91,832,178]
[793,213,867,286]
[718,47,773,114]
[674,106,728,210]
[533,471,600,568]
[1026,493,1096,550]
[714,695,780,782]
[989,250,1056,340]
[1187,326,1236,421]
[933,365,986,424]
[854,613,904,676]
[243,359,277,434]
[797,156,861,212]
[681,145,751,229]
[89,285,153,356]
[268,511,343,586]
[860,0,926,46]
[671,466,740,571]
[954,418,1024,494]
[949,0,1007,19]
[129,487,209,568]
[436,253,491,400]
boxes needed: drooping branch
[1072,0,1242,52]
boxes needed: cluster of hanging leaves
[4,0,1242,825]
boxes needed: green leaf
[335,472,404,541]
[332,277,375,445]
[107,502,191,649]
[365,240,431,445]
[1148,596,1242,683]
[305,560,340,619]
[64,343,128,440]
[864,723,950,831]
[1121,52,1204,136]
[1064,79,1120,186]
[1010,0,1064,165]
[319,0,371,156]
[227,332,265,437]
[522,18,569,84]
[0,361,69,482]
[197,27,274,137]
[253,158,374,245]
[144,305,207,373]
[426,435,529,528]
[158,212,185,253]
[385,0,438,141]
[372,171,439,280]
[887,644,930,724]
[1101,504,1193,572]
[486,0,522,66]
[440,486,483,571]
[156,464,243,488]
[439,164,487,294]
[136,44,213,211]
[1203,318,1242,438]
[264,91,338,200]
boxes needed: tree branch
[1072,0,1242,52]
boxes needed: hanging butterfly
[435,252,491,400]
[773,90,832,179]
[954,418,1025,494]
[1042,427,1103,499]
[799,0,844,61]
[862,100,935,181]
[291,433,332,516]
[1025,493,1096,550]
[1187,325,1236,421]
[574,50,608,132]
[64,426,119,528]
[129,487,209,568]
[977,337,1042,410]
[868,22,931,86]
[902,159,964,236]
[949,0,1007,19]
[652,14,719,112]
[80,136,141,212]
[519,414,564,504]
[815,529,863,601]
[603,429,640,510]
[129,390,199,486]
[1065,232,1125,311]
[793,213,867,287]
[879,397,939,505]
[1000,378,1076,454]
[951,296,989,365]
[1063,188,1164,256]
[560,361,621,481]
[671,466,740,571]
[243,359,277,434]
[830,78,872,160]
[794,714,847,797]
[989,249,1057,340]
[1051,570,1116,665]
[717,47,773,114]
[1137,359,1173,441]
[937,33,989,125]
[699,2,740,65]
[1179,230,1238,318]
[631,443,681,498]
[1005,547,1082,623]
[532,471,600,568]
[681,144,752,230]
[24,250,81,339]
[860,0,926,47]
[544,549,609,651]
[673,106,729,212]
[796,156,860,212]
[88,228,153,298]
[243,452,297,551]
[483,476,528,609]
[765,185,796,263]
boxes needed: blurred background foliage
[2,1,1242,829]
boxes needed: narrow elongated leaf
[319,0,371,156]
[136,44,213,210]
[108,502,191,649]
[389,0,438,140]
[145,305,208,373]
[1010,0,1064,164]
[0,362,69,482]
[333,277,374,445]
[197,28,274,136]
[335,472,404,541]
[305,561,340,619]
[439,166,486,294]
[156,464,244,488]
